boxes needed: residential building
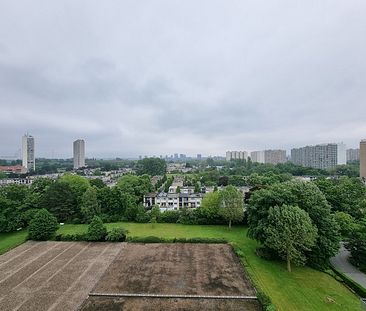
[250,151,265,163]
[346,148,360,162]
[291,143,346,170]
[225,151,248,161]
[360,140,366,180]
[144,192,203,211]
[0,165,27,174]
[22,134,35,171]
[264,149,287,165]
[197,154,202,160]
[73,139,85,169]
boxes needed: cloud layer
[0,0,365,158]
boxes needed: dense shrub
[87,216,107,241]
[28,209,59,241]
[55,233,87,241]
[127,236,165,243]
[106,227,128,242]
[158,210,180,223]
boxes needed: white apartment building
[73,139,85,169]
[291,143,346,170]
[250,151,265,163]
[22,134,35,171]
[226,151,248,161]
[346,148,360,162]
[144,192,203,211]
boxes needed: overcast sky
[0,1,365,159]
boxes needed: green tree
[264,205,317,272]
[89,178,106,189]
[334,211,355,237]
[28,209,59,240]
[219,185,244,228]
[195,191,222,224]
[247,180,340,269]
[87,216,107,241]
[41,182,78,222]
[136,157,167,176]
[59,174,90,199]
[80,187,101,223]
[117,174,152,204]
[347,218,366,273]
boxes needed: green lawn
[0,230,28,255]
[57,222,360,311]
[0,223,360,311]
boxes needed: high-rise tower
[360,140,366,180]
[22,134,35,171]
[73,139,85,169]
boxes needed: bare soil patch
[0,241,124,311]
[0,242,259,311]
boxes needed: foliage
[158,210,180,223]
[247,180,341,269]
[86,216,107,241]
[59,173,90,198]
[105,227,128,242]
[219,185,244,228]
[117,174,152,204]
[177,208,198,225]
[195,191,223,224]
[28,209,59,240]
[264,205,317,272]
[80,187,101,223]
[136,157,167,176]
[89,178,106,189]
[41,182,78,222]
[314,177,366,218]
[334,212,355,237]
[346,218,366,273]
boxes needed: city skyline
[0,1,366,158]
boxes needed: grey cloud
[0,0,365,158]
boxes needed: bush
[55,233,87,241]
[87,216,107,241]
[28,209,59,241]
[106,227,128,242]
[158,210,180,223]
[127,236,165,243]
[257,291,277,311]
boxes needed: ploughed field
[0,242,259,311]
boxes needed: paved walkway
[330,243,366,289]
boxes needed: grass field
[56,222,360,311]
[0,230,28,255]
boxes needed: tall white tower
[73,139,85,169]
[22,134,35,171]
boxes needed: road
[330,242,366,289]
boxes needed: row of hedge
[329,266,366,298]
[126,236,228,244]
[231,242,277,311]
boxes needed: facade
[22,134,35,171]
[0,165,27,174]
[291,143,346,170]
[346,148,360,162]
[225,151,248,161]
[264,149,287,165]
[144,192,203,211]
[73,139,85,169]
[360,140,366,180]
[250,151,265,163]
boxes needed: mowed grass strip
[57,222,360,311]
[0,223,360,311]
[0,230,28,255]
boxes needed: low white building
[143,191,204,211]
